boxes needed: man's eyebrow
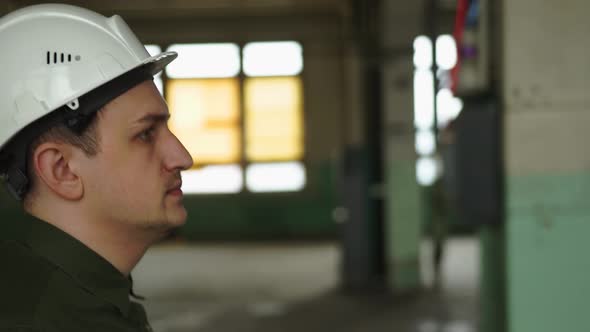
[135,112,171,124]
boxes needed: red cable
[451,0,469,93]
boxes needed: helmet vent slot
[46,51,78,65]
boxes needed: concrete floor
[133,238,479,332]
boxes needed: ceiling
[2,0,351,18]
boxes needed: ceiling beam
[4,0,350,18]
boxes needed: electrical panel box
[448,96,502,226]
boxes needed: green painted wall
[179,162,336,240]
[507,172,590,332]
[385,159,421,291]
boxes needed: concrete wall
[503,0,590,330]
[383,55,422,290]
[381,0,426,291]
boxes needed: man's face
[77,80,193,233]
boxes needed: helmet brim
[141,51,178,76]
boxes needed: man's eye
[138,127,156,142]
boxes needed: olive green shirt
[0,216,153,332]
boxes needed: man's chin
[167,208,188,227]
[149,216,186,242]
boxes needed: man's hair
[23,112,102,208]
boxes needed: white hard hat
[0,4,177,199]
[0,3,177,151]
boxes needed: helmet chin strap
[0,66,154,201]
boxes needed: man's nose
[163,131,194,172]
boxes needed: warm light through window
[243,41,303,77]
[167,78,241,166]
[416,156,439,186]
[158,40,306,194]
[166,43,240,78]
[246,162,306,192]
[181,165,243,194]
[414,70,435,130]
[436,88,464,127]
[415,130,436,155]
[244,77,304,162]
[435,35,458,70]
[413,36,433,69]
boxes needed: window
[167,78,241,165]
[242,41,303,76]
[412,35,462,186]
[153,41,305,194]
[244,77,303,162]
[166,44,241,78]
[246,162,306,192]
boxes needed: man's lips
[166,181,183,195]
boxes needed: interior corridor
[134,238,480,332]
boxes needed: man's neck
[28,207,153,276]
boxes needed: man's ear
[32,142,84,201]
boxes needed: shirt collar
[24,215,132,315]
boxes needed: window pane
[414,69,435,130]
[415,129,436,156]
[436,88,463,128]
[166,43,240,78]
[246,162,306,192]
[416,156,440,186]
[243,41,303,77]
[182,165,243,194]
[413,36,433,69]
[167,78,241,165]
[244,77,304,161]
[435,35,458,70]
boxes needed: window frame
[155,41,307,194]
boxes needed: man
[0,4,193,331]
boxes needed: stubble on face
[79,81,191,237]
